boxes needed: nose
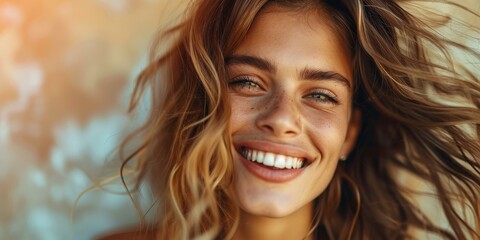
[256,91,302,137]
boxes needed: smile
[240,147,306,169]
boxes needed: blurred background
[0,0,187,239]
[0,0,478,240]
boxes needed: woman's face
[227,7,360,218]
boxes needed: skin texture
[227,6,361,240]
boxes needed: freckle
[250,107,254,110]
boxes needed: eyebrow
[225,55,276,73]
[300,68,351,89]
[225,54,351,89]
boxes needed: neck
[233,202,314,240]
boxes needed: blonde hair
[119,0,480,239]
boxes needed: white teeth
[285,157,293,169]
[263,153,275,166]
[274,155,286,168]
[256,151,264,163]
[295,159,302,168]
[242,148,305,169]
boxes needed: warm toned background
[0,1,188,239]
[0,1,478,240]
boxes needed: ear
[340,108,362,159]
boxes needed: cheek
[229,96,257,132]
[229,98,242,132]
[304,110,350,154]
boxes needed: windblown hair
[120,0,480,239]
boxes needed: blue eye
[228,76,263,93]
[306,91,339,105]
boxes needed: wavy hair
[119,0,480,239]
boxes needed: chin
[235,189,305,218]
[240,203,296,218]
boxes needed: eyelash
[228,76,263,91]
[228,76,339,105]
[305,90,339,105]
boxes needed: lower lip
[238,152,305,183]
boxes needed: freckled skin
[228,7,361,238]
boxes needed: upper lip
[234,139,316,163]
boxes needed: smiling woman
[227,8,360,228]
[100,0,480,239]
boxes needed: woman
[105,0,480,239]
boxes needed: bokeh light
[0,0,185,239]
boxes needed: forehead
[232,6,353,82]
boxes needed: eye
[304,90,339,105]
[228,76,264,95]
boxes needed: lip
[237,150,306,183]
[236,140,316,164]
[234,140,315,183]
